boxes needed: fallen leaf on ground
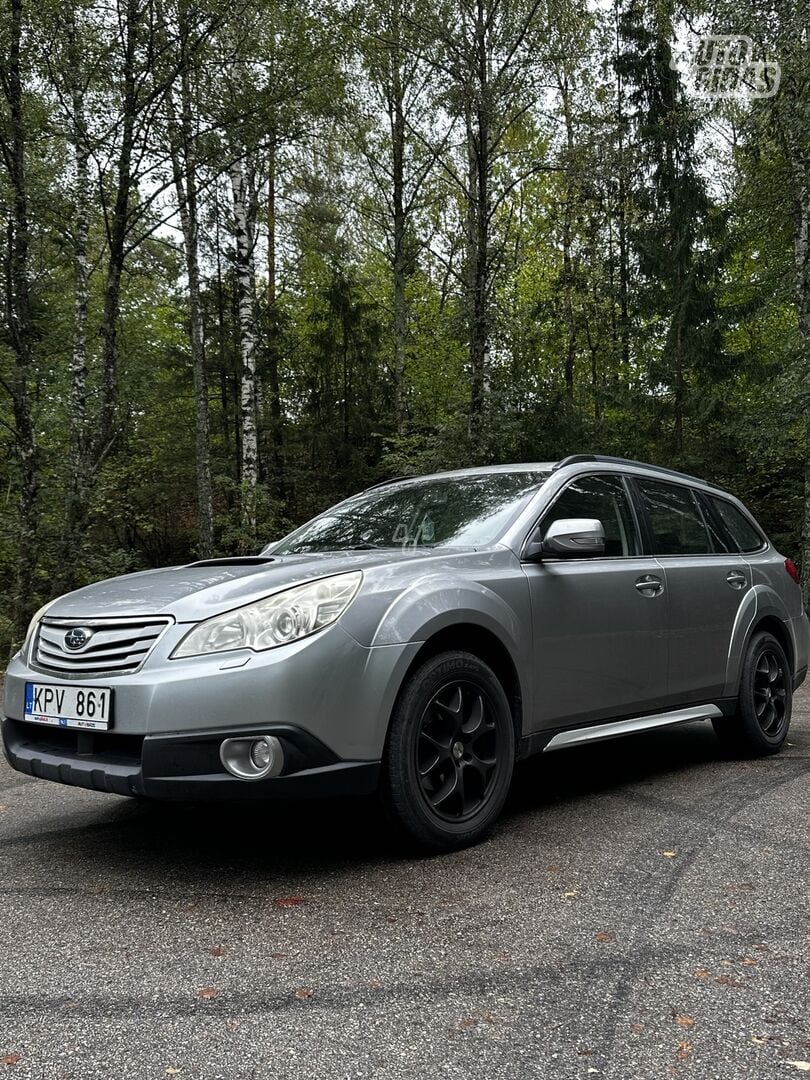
[674,1014,695,1029]
[631,1023,645,1034]
[662,850,678,858]
[294,988,314,1000]
[198,987,218,1000]
[694,968,711,980]
[787,1064,810,1073]
[209,946,227,958]
[594,931,614,943]
[273,896,305,908]
[270,952,287,960]
[165,1069,181,1076]
[367,980,383,990]
[676,1041,693,1061]
[1,1056,21,1067]
[715,975,743,987]
[741,957,758,966]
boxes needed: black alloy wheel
[712,631,793,756]
[382,651,515,851]
[752,648,789,738]
[416,679,501,822]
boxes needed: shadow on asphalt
[43,720,736,881]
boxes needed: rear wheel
[381,651,515,852]
[713,631,792,756]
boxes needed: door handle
[726,570,748,590]
[635,575,664,597]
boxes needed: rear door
[523,472,669,729]
[631,477,749,704]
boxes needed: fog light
[251,738,272,770]
[220,735,284,780]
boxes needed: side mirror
[524,518,606,560]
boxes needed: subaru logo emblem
[64,627,92,651]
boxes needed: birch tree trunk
[230,158,259,545]
[264,135,285,503]
[59,9,92,591]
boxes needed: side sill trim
[542,705,723,753]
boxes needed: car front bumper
[1,717,380,800]
[1,623,420,800]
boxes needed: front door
[522,473,669,730]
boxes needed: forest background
[0,0,807,651]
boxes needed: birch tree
[229,157,260,542]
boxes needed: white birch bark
[229,158,259,543]
[59,9,91,590]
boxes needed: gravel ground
[0,691,808,1079]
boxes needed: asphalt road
[0,694,808,1080]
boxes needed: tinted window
[539,474,640,557]
[707,496,764,553]
[274,471,546,553]
[637,479,711,555]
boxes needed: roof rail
[552,455,721,489]
[362,475,415,492]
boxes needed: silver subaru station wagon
[3,455,808,850]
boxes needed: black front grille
[6,719,144,767]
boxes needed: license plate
[24,683,113,731]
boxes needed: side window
[707,496,765,553]
[539,474,641,557]
[636,479,712,555]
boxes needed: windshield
[273,471,547,554]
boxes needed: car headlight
[22,599,57,659]
[171,571,362,659]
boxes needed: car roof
[366,457,722,492]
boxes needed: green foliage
[0,0,807,659]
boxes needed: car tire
[381,650,515,852]
[712,631,793,757]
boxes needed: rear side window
[539,474,640,556]
[636,479,712,555]
[706,496,765,553]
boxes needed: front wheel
[713,631,793,756]
[381,651,515,852]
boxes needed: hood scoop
[186,556,276,568]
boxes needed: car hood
[45,550,446,623]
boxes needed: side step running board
[543,705,723,753]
